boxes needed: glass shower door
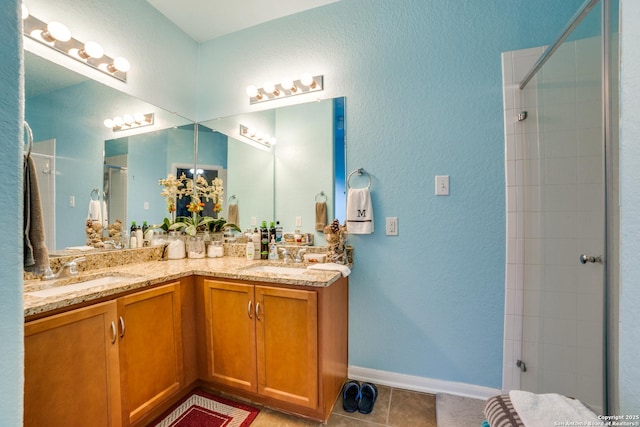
[517,2,607,414]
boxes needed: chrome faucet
[279,248,295,263]
[43,257,86,280]
[279,248,306,263]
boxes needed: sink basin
[244,265,307,276]
[28,276,131,298]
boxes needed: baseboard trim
[348,366,501,400]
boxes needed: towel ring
[315,191,327,202]
[228,195,238,205]
[347,168,371,190]
[24,121,33,157]
[90,188,100,201]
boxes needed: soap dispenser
[268,237,278,260]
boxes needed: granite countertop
[23,257,345,318]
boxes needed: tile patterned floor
[250,384,437,427]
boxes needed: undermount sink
[244,265,308,276]
[28,275,132,298]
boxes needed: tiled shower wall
[501,37,606,412]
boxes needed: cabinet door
[118,282,183,425]
[255,286,318,409]
[203,279,257,392]
[24,301,122,427]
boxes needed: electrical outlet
[143,202,149,210]
[295,216,302,227]
[69,195,75,207]
[435,175,449,196]
[386,217,398,236]
[251,216,257,226]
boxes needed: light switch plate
[386,217,398,236]
[143,202,149,210]
[435,175,449,196]
[295,216,302,227]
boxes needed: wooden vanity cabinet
[198,276,348,421]
[24,280,186,427]
[24,301,122,427]
[118,282,184,426]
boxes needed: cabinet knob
[110,321,117,344]
[119,316,125,338]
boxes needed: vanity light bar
[104,113,154,132]
[246,74,324,105]
[22,8,129,82]
[239,124,276,150]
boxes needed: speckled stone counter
[24,255,346,318]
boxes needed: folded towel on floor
[228,203,239,226]
[346,188,373,234]
[315,202,327,231]
[307,263,351,277]
[509,390,600,427]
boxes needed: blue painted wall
[0,1,23,424]
[619,0,640,414]
[195,0,584,388]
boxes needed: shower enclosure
[502,0,619,415]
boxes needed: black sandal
[342,380,360,412]
[358,382,378,414]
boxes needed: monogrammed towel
[346,188,373,234]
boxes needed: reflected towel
[346,188,373,234]
[24,154,50,273]
[315,202,327,231]
[228,204,239,226]
[102,200,108,228]
[88,199,102,223]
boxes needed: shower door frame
[501,0,617,415]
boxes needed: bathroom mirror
[25,50,193,250]
[198,96,346,239]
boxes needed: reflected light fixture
[239,124,276,150]
[22,4,130,82]
[246,74,323,104]
[104,112,154,132]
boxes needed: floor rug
[149,389,259,427]
[436,393,486,427]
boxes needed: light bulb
[42,21,71,43]
[300,73,314,87]
[82,41,104,59]
[246,85,258,97]
[256,132,264,141]
[281,77,296,92]
[133,113,145,123]
[248,128,256,137]
[21,3,29,20]
[263,81,279,96]
[123,114,134,125]
[104,119,114,128]
[107,57,130,73]
[113,116,124,127]
[268,137,277,145]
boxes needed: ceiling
[146,0,340,43]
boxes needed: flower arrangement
[158,173,239,236]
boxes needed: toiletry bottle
[269,221,276,244]
[268,237,278,260]
[246,239,255,260]
[275,221,283,242]
[130,221,137,235]
[136,226,143,248]
[260,221,269,259]
[129,234,137,249]
[294,229,302,244]
[252,228,260,260]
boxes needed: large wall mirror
[25,48,346,253]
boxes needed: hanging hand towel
[24,154,50,273]
[228,203,239,226]
[102,200,108,228]
[87,199,102,223]
[315,202,327,231]
[346,187,373,234]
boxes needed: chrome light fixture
[246,74,324,104]
[22,4,130,82]
[239,124,276,150]
[104,113,154,132]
